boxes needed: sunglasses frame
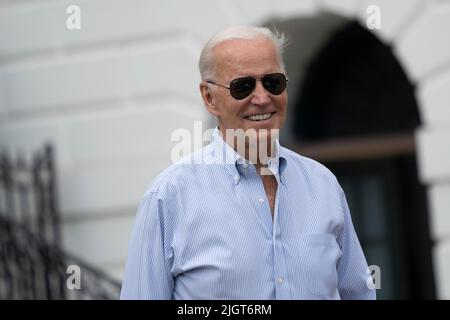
[206,73,288,100]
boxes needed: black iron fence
[0,145,121,299]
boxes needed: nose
[250,81,270,105]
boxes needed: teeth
[247,113,272,121]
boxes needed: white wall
[0,0,214,279]
[1,0,449,298]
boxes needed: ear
[200,82,220,117]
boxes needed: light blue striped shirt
[120,128,376,300]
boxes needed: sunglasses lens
[229,77,255,100]
[262,73,287,95]
[227,73,287,100]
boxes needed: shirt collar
[210,127,287,184]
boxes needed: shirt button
[277,277,283,284]
[233,176,239,181]
[258,198,264,204]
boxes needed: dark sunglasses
[206,73,288,100]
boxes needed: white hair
[199,26,287,80]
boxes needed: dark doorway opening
[293,21,420,140]
[290,20,435,299]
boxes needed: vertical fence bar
[0,145,121,299]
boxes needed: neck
[219,126,278,166]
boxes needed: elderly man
[120,26,375,300]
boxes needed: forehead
[212,38,280,80]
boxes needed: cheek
[275,94,288,111]
[275,95,288,123]
[281,91,288,106]
[230,101,248,117]
[219,100,246,121]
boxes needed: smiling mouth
[244,112,275,121]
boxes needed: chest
[260,175,278,218]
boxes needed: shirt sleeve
[120,192,174,299]
[336,186,376,300]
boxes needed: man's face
[200,37,288,140]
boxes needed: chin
[242,127,279,147]
[257,128,279,140]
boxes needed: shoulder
[143,144,213,197]
[280,146,341,189]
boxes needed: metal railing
[0,145,121,299]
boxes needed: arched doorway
[268,15,436,299]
